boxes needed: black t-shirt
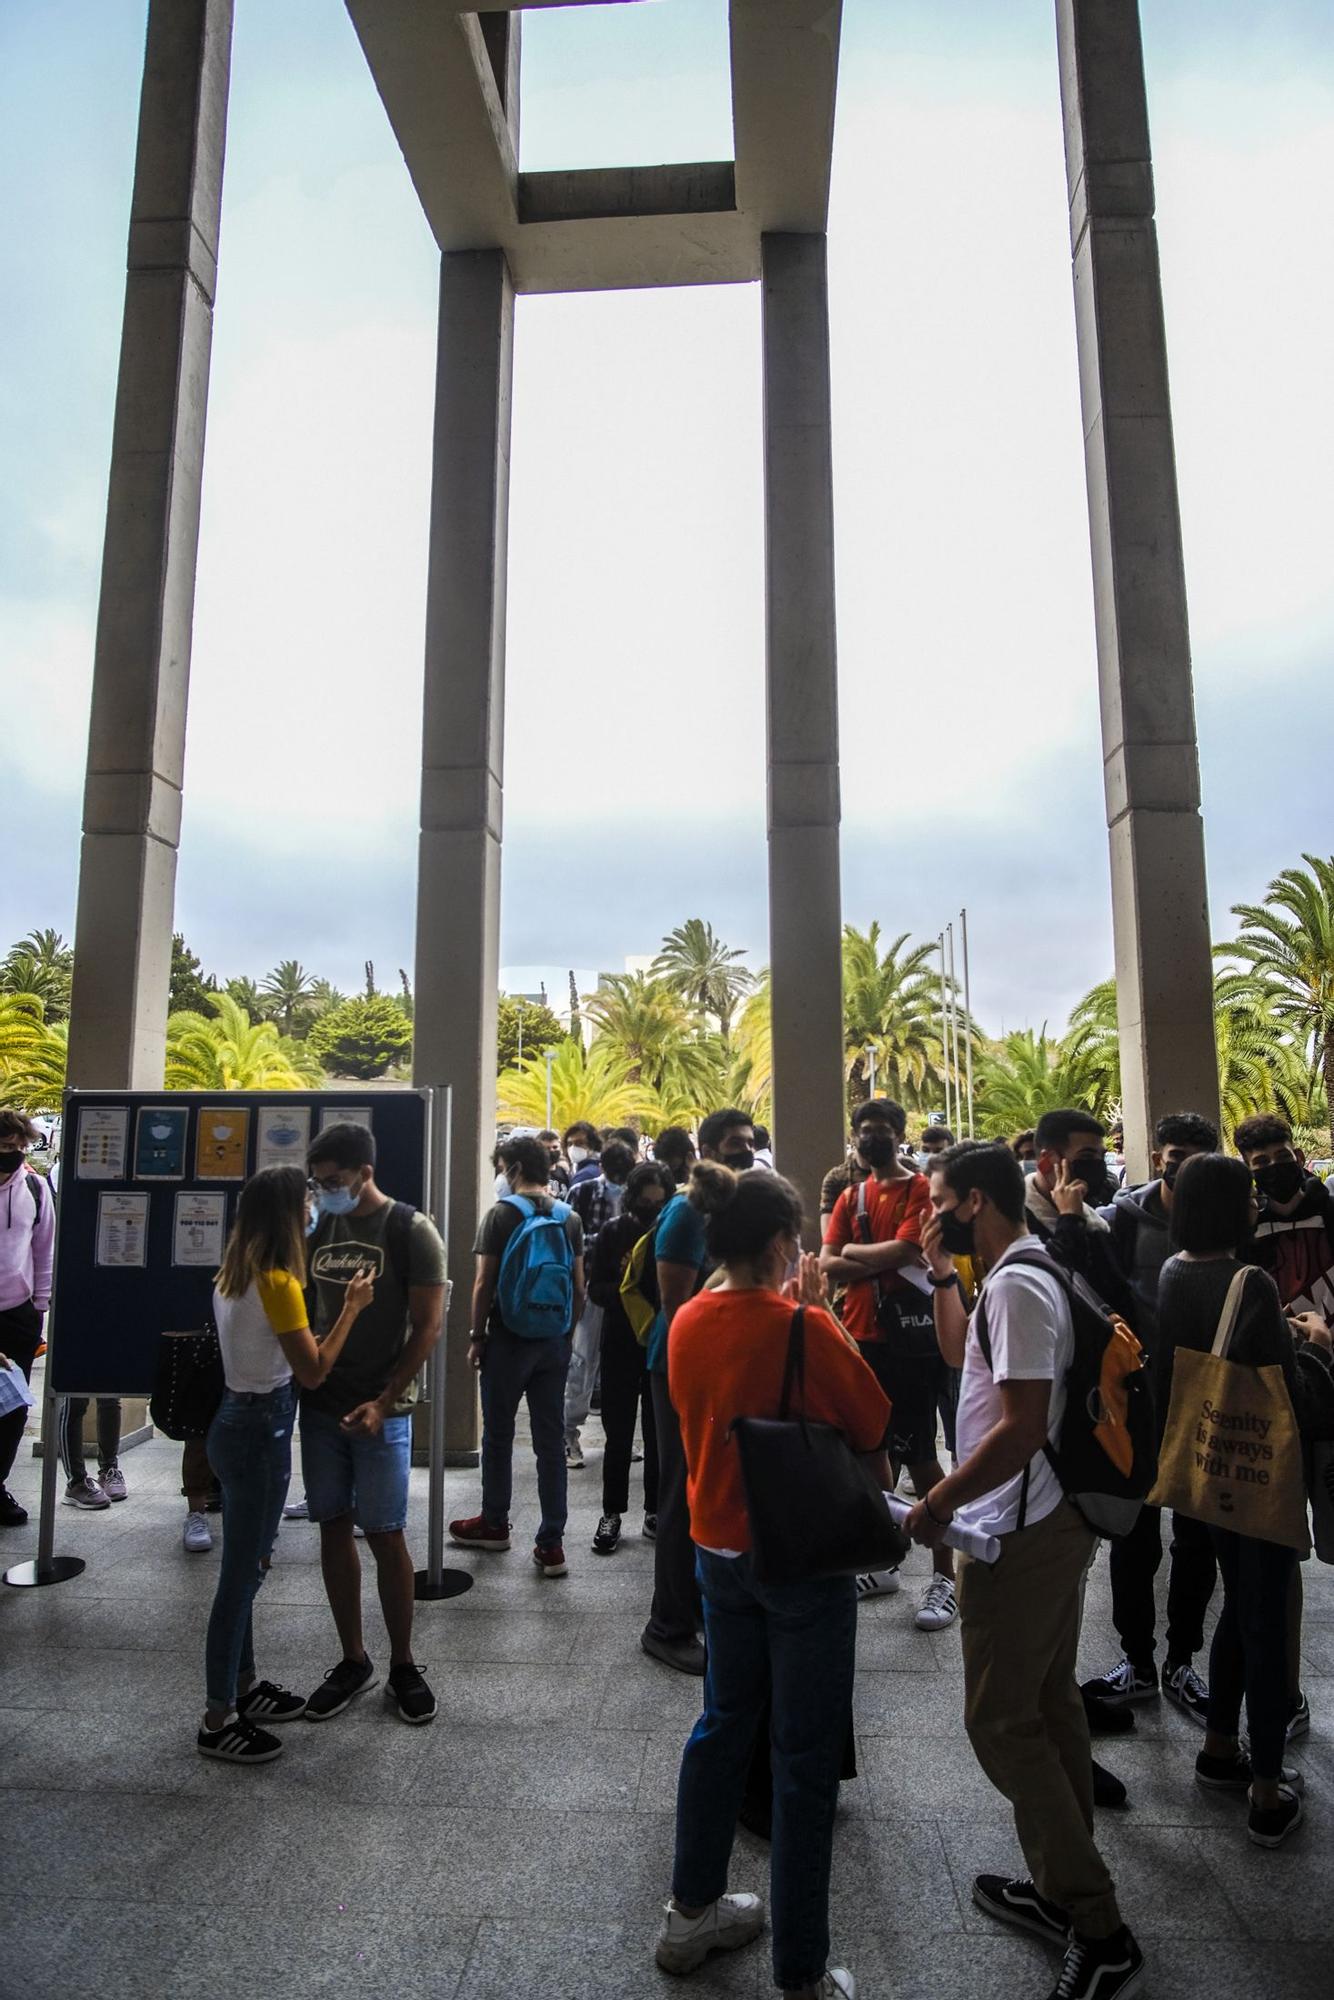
[474,1194,584,1338]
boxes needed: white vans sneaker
[183,1510,213,1553]
[654,1891,766,1974]
[815,1973,856,1999]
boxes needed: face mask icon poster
[255,1104,311,1173]
[133,1105,189,1180]
[195,1107,251,1181]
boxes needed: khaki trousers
[958,1499,1122,1940]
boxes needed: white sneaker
[183,1510,213,1553]
[915,1573,957,1631]
[566,1439,585,1471]
[282,1496,309,1521]
[814,1973,856,1999]
[654,1891,766,1974]
[856,1567,900,1600]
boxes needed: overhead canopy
[346,0,842,292]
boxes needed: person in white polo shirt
[906,1140,1143,2000]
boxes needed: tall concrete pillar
[66,0,233,1090]
[1057,1,1219,1179]
[760,233,846,1236]
[413,250,514,1459]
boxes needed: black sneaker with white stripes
[1045,1927,1143,2000]
[197,1713,284,1764]
[236,1679,307,1724]
[386,1662,436,1725]
[972,1875,1070,1946]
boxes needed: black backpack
[974,1245,1156,1538]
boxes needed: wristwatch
[927,1270,961,1291]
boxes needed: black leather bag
[150,1324,224,1441]
[730,1307,910,1586]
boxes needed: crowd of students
[2,1092,1333,2000]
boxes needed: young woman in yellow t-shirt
[199,1165,373,1764]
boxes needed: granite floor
[2,1387,1331,2000]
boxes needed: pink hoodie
[0,1166,54,1313]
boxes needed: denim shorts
[300,1403,412,1534]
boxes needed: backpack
[974,1245,1156,1538]
[854,1178,938,1361]
[496,1193,575,1340]
[619,1224,662,1347]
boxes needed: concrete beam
[347,2,842,294]
[761,233,846,1239]
[1057,0,1219,1176]
[66,0,232,1091]
[413,249,515,1461]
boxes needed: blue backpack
[497,1194,575,1339]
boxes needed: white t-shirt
[953,1237,1073,1541]
[212,1271,305,1394]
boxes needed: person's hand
[467,1336,487,1371]
[906,1489,953,1549]
[340,1397,387,1436]
[1051,1157,1088,1218]
[1289,1310,1332,1350]
[0,1351,11,1371]
[788,1252,829,1308]
[920,1211,953,1280]
[345,1264,375,1317]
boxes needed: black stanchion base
[5,1555,86,1589]
[414,1567,474,1602]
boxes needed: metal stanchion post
[415,1083,472,1602]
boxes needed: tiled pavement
[2,1399,1331,2000]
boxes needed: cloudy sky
[3,0,1331,1033]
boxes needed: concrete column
[66,0,233,1090]
[413,250,514,1460]
[1057,0,1219,1179]
[760,233,846,1237]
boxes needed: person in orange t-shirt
[656,1165,890,1999]
[820,1098,957,1631]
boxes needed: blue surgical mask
[304,1207,320,1236]
[318,1182,360,1217]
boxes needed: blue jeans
[204,1383,296,1710]
[673,1550,857,1991]
[480,1326,571,1546]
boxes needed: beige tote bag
[1148,1264,1311,1554]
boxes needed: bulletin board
[50,1089,431,1396]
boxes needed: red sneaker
[533,1541,568,1578]
[448,1514,511,1552]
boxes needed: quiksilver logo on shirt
[312,1243,384,1286]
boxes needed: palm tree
[0,993,67,1111]
[1226,854,1334,1119]
[1212,968,1315,1140]
[2,928,74,1022]
[224,976,270,1023]
[727,971,773,1125]
[261,959,318,1036]
[166,994,324,1091]
[584,973,728,1119]
[841,924,946,1112]
[1062,979,1123,1112]
[652,919,754,1045]
[973,1027,1108,1137]
[496,1038,660,1130]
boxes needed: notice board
[50,1089,431,1396]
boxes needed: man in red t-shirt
[820,1098,957,1630]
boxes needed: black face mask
[631,1204,663,1229]
[0,1150,24,1175]
[1254,1159,1304,1204]
[1067,1151,1114,1203]
[857,1133,897,1169]
[937,1205,976,1257]
[1161,1160,1183,1191]
[721,1149,755,1174]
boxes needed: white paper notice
[897,1260,936,1299]
[319,1105,372,1135]
[76,1106,129,1180]
[255,1105,312,1173]
[95,1192,149,1268]
[0,1361,35,1419]
[173,1191,227,1268]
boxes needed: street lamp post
[960,907,975,1138]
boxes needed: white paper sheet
[76,1105,129,1180]
[254,1105,312,1173]
[173,1191,227,1268]
[884,1490,1000,1566]
[0,1361,35,1419]
[95,1191,149,1267]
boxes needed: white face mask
[568,1146,590,1167]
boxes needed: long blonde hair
[215,1165,307,1299]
